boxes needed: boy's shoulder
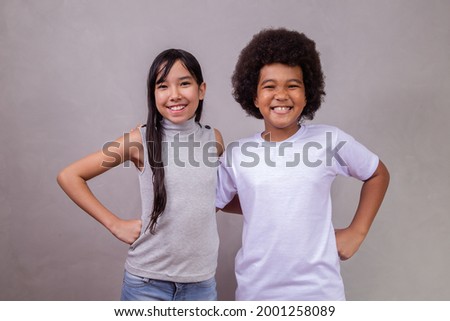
[304,123,361,145]
[302,123,356,140]
[303,123,341,134]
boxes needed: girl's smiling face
[155,60,206,124]
[254,63,307,141]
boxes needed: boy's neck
[261,125,301,142]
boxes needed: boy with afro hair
[217,28,389,300]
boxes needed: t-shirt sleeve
[333,128,379,181]
[215,153,237,209]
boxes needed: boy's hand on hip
[335,227,365,261]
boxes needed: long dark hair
[145,49,204,233]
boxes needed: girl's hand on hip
[111,219,142,245]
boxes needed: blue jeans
[120,270,217,301]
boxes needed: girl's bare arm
[57,130,143,244]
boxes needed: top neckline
[254,125,307,143]
[161,117,198,136]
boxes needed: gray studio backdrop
[1,0,449,300]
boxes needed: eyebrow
[178,76,194,81]
[157,75,194,84]
[260,78,304,85]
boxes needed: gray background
[1,0,449,300]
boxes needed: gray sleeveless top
[124,118,219,283]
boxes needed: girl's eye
[157,84,167,89]
[180,81,191,87]
[262,85,275,89]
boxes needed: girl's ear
[199,82,206,100]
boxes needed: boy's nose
[274,88,288,100]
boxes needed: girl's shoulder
[125,125,144,169]
[129,125,145,144]
[213,127,224,156]
[200,124,224,156]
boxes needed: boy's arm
[57,130,143,244]
[335,160,390,260]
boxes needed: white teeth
[169,105,185,111]
[273,107,291,111]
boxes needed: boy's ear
[253,96,260,109]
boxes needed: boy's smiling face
[254,63,307,141]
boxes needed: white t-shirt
[216,124,379,300]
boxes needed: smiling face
[154,60,206,124]
[254,63,307,141]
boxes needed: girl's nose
[170,87,181,100]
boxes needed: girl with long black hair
[58,49,223,300]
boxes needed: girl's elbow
[56,168,68,187]
[57,167,77,189]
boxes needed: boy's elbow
[380,160,390,184]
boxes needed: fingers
[113,219,142,245]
